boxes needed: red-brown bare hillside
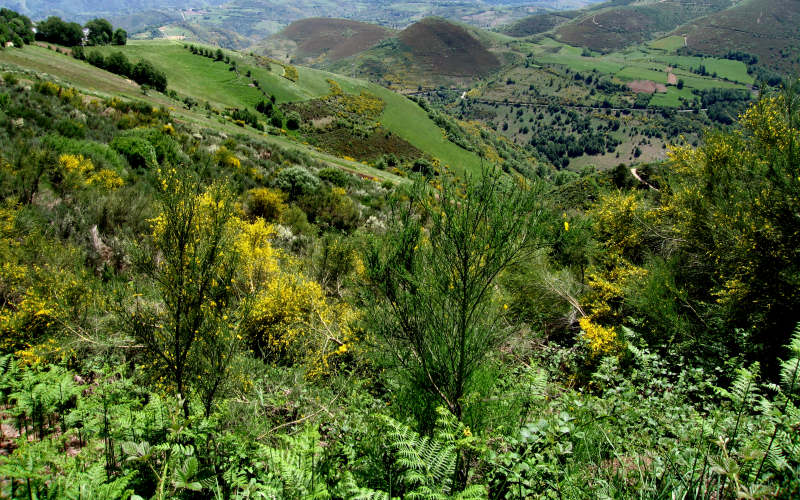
[280,18,394,61]
[398,18,500,77]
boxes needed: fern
[262,425,331,500]
[384,415,456,490]
[779,324,800,397]
[340,473,392,500]
[753,324,800,482]
[343,408,488,500]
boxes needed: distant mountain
[0,0,224,19]
[5,0,606,43]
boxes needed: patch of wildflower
[578,316,619,357]
[57,154,123,190]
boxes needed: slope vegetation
[397,18,501,78]
[677,0,800,74]
[0,42,402,180]
[555,0,732,51]
[79,40,482,173]
[266,18,394,66]
[324,18,504,90]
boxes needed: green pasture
[648,36,685,51]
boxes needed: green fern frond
[454,484,488,499]
[716,363,760,408]
[779,324,800,396]
[340,472,393,500]
[382,415,456,488]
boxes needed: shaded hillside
[398,18,501,77]
[108,10,182,33]
[266,18,394,65]
[677,0,800,74]
[555,0,731,51]
[323,18,505,90]
[501,11,579,37]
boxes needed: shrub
[317,167,350,187]
[245,187,287,221]
[275,166,319,199]
[54,119,85,139]
[213,146,241,169]
[285,113,301,131]
[105,51,132,77]
[364,168,546,424]
[42,136,126,173]
[110,135,158,169]
[131,60,167,92]
[312,187,360,232]
[112,28,127,46]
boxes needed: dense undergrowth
[0,62,799,499]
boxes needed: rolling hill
[319,17,507,90]
[501,10,579,37]
[263,18,395,66]
[677,0,800,74]
[39,40,485,173]
[553,0,733,51]
[398,18,502,77]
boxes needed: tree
[105,51,131,77]
[111,28,127,46]
[285,112,301,130]
[131,59,167,92]
[35,16,83,47]
[0,9,34,46]
[365,168,544,422]
[128,168,240,417]
[664,82,800,370]
[85,18,112,45]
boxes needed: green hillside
[0,43,405,181]
[324,17,505,91]
[89,40,484,173]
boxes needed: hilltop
[320,17,507,90]
[398,18,502,77]
[263,18,394,66]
